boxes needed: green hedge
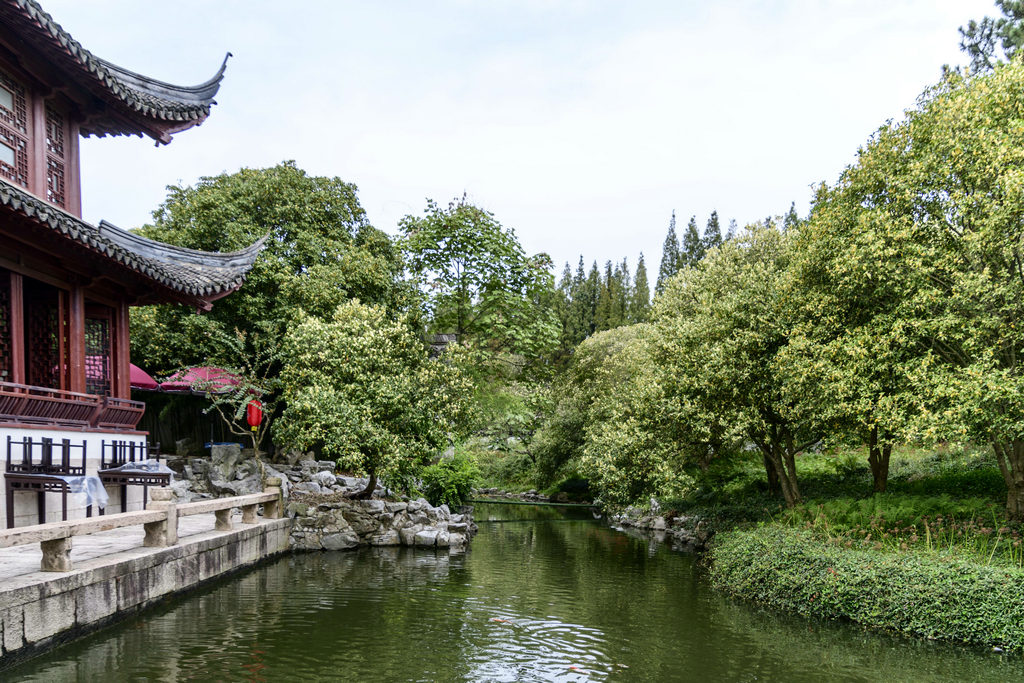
[710,526,1024,650]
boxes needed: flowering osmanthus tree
[798,63,1024,519]
[778,182,924,494]
[275,301,472,499]
[652,224,819,508]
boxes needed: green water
[6,503,1024,682]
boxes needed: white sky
[44,0,993,276]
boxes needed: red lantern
[246,399,263,431]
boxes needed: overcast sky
[45,0,994,276]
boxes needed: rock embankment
[288,495,476,551]
[608,507,713,552]
[473,487,582,504]
[175,445,477,552]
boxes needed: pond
[7,503,1024,681]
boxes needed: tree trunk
[763,446,800,508]
[349,470,378,500]
[993,440,1024,521]
[867,426,891,493]
[763,453,780,496]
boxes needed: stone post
[40,536,72,572]
[214,508,233,531]
[263,477,282,519]
[144,487,177,547]
[241,503,257,524]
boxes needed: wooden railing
[0,381,145,430]
[0,478,284,572]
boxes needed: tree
[628,253,651,323]
[960,1,1024,71]
[680,215,705,269]
[795,63,1024,518]
[399,196,558,369]
[131,162,402,374]
[276,302,472,498]
[655,211,680,296]
[702,211,723,254]
[653,224,818,507]
[779,184,921,493]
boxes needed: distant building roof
[0,178,265,308]
[0,0,229,143]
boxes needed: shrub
[420,454,479,508]
[711,526,1024,650]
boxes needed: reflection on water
[6,503,1023,682]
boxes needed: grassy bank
[710,525,1024,651]
[665,444,1024,650]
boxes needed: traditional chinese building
[0,0,262,526]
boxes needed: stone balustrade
[0,477,284,572]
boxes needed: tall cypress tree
[726,218,738,241]
[583,261,601,337]
[613,259,630,327]
[656,211,680,296]
[557,261,574,350]
[629,253,651,322]
[703,210,723,253]
[783,201,800,231]
[594,260,614,331]
[680,215,705,268]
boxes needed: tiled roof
[0,178,265,301]
[4,0,229,141]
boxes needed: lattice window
[85,316,111,396]
[44,105,66,208]
[0,128,28,187]
[0,70,27,134]
[0,272,10,382]
[46,157,64,207]
[26,293,60,389]
[45,106,63,157]
[0,69,28,190]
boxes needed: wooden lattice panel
[0,70,27,134]
[45,106,63,157]
[0,69,28,189]
[45,105,66,207]
[85,316,110,396]
[46,156,64,207]
[0,273,10,382]
[26,296,59,389]
[0,127,28,187]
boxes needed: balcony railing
[0,381,144,430]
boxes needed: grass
[661,442,1024,567]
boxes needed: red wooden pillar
[29,94,46,201]
[8,272,23,384]
[113,300,130,398]
[68,284,85,393]
[67,121,82,217]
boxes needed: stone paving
[0,511,235,585]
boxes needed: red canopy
[160,366,241,395]
[129,363,160,391]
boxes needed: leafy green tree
[576,325,692,505]
[798,63,1024,518]
[399,196,558,369]
[779,184,921,493]
[276,302,472,498]
[680,215,705,268]
[655,211,680,296]
[960,1,1024,71]
[653,224,818,507]
[131,162,402,373]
